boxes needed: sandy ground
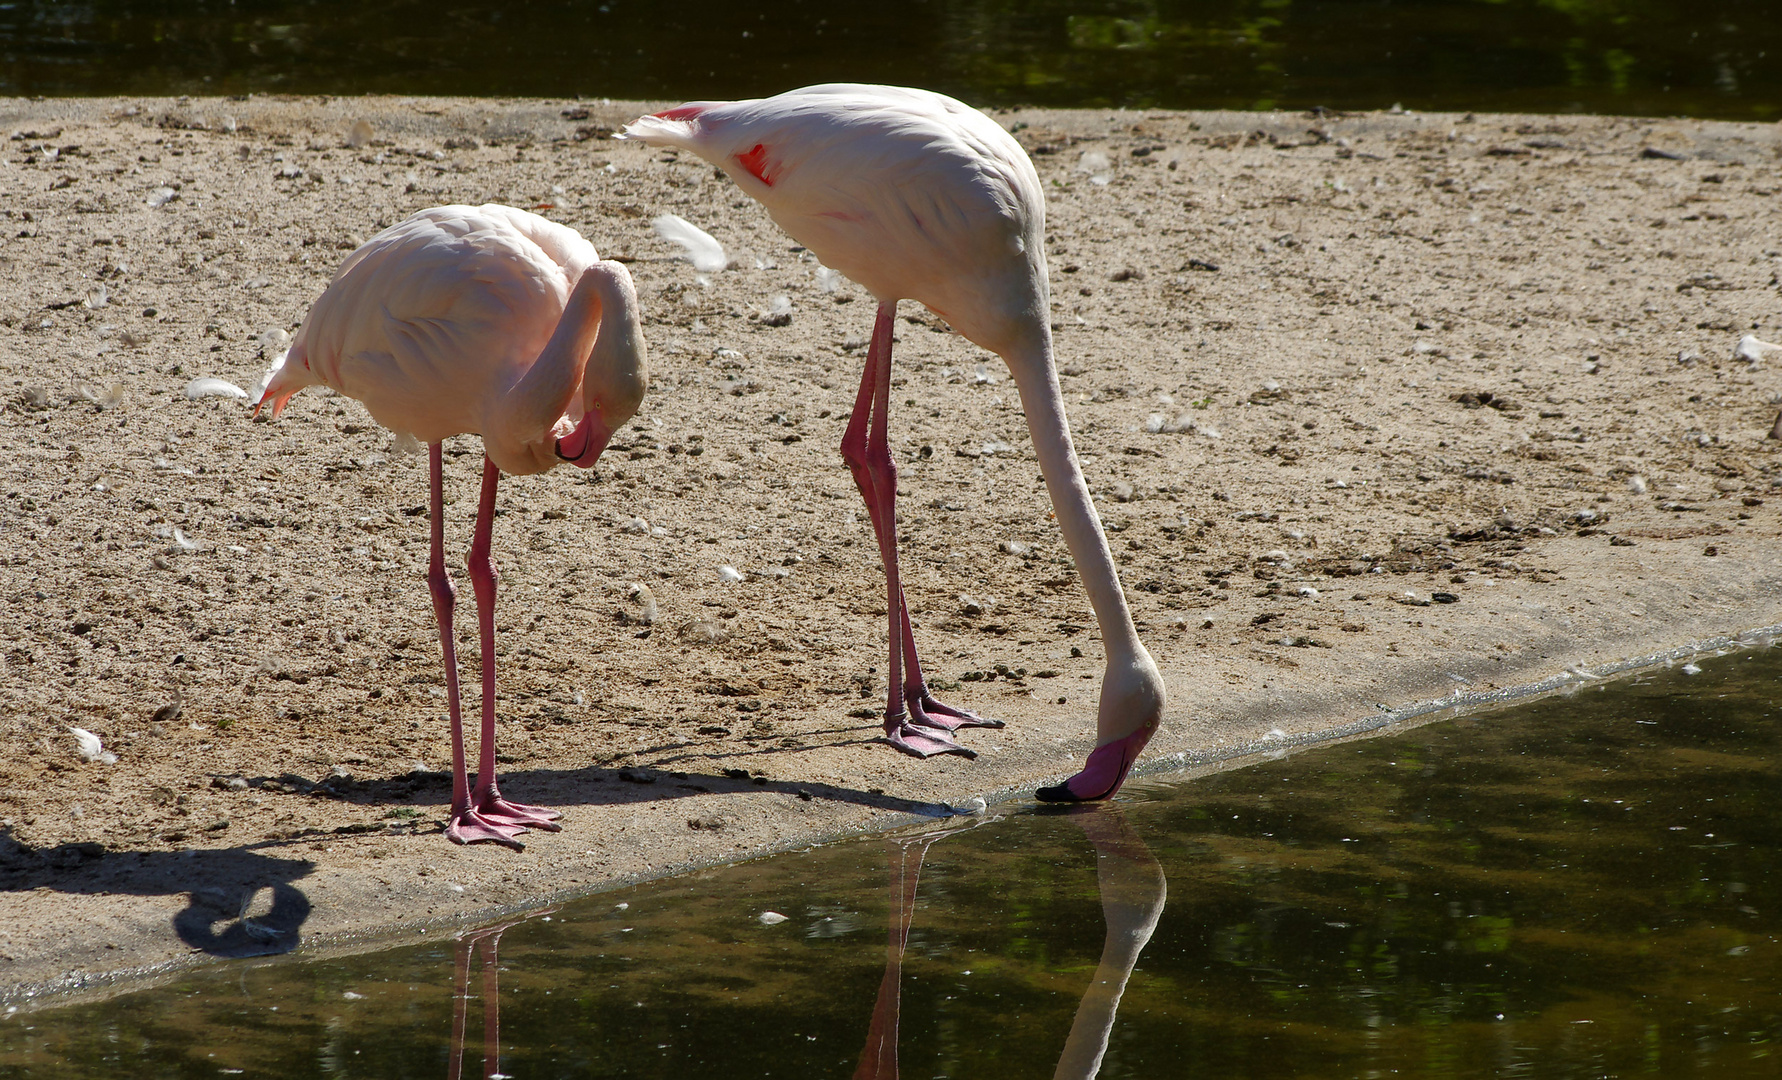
[3,94,1782,1004]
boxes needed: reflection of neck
[853,812,1166,1080]
[1053,808,1167,1080]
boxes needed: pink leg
[841,305,973,759]
[897,607,1001,733]
[464,456,562,836]
[430,446,525,848]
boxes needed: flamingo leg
[897,604,1002,732]
[430,447,524,848]
[463,455,562,838]
[841,304,973,759]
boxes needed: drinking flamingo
[259,204,647,847]
[623,85,1164,800]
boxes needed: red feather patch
[736,143,775,186]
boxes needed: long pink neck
[503,268,611,437]
[1003,330,1143,664]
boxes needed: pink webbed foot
[446,808,530,850]
[884,715,978,760]
[473,789,563,833]
[1035,722,1157,803]
[907,688,1004,732]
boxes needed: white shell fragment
[757,911,789,926]
[652,214,727,272]
[185,377,250,401]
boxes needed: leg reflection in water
[854,806,1166,1080]
[447,910,554,1080]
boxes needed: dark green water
[2,0,1781,119]
[4,646,1782,1078]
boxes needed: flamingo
[623,85,1165,800]
[258,204,647,847]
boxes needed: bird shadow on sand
[0,825,315,959]
[243,741,959,823]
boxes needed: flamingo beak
[555,408,617,468]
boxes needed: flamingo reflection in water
[446,910,554,1080]
[855,807,1167,1080]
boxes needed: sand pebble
[624,583,657,625]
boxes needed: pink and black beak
[556,409,617,468]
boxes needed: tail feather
[619,111,705,150]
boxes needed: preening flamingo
[623,85,1164,800]
[259,204,647,847]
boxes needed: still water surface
[3,647,1780,1077]
[3,0,1781,119]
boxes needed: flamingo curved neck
[487,261,646,475]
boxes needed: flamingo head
[555,407,618,467]
[555,260,647,469]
